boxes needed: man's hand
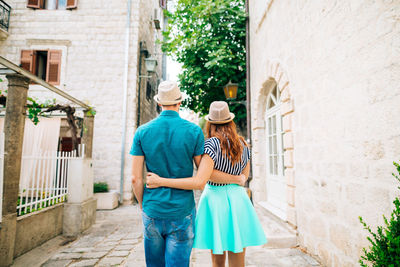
[146,173,162,188]
[238,174,247,187]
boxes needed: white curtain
[22,118,61,193]
[0,117,61,152]
[0,117,61,193]
[21,118,61,156]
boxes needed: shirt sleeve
[204,138,217,162]
[130,129,144,156]
[247,146,251,161]
[193,127,205,156]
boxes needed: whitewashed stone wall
[122,0,163,202]
[250,0,400,266]
[0,0,163,202]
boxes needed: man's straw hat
[205,101,235,124]
[154,81,186,105]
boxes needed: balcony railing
[0,0,11,32]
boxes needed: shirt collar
[160,110,180,117]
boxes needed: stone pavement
[12,203,321,267]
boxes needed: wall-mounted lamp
[223,80,246,107]
[223,80,239,100]
[144,57,158,73]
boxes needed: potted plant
[93,182,119,210]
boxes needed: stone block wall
[121,0,162,202]
[138,0,163,126]
[14,204,64,258]
[250,0,400,265]
[0,0,163,202]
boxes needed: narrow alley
[12,204,320,267]
[1,0,399,266]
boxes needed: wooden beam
[0,56,91,110]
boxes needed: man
[130,81,244,267]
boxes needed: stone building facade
[249,0,400,266]
[0,0,165,202]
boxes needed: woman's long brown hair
[205,121,248,165]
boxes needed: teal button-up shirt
[130,110,204,219]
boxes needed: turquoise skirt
[193,184,267,254]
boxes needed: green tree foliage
[162,0,247,129]
[27,97,57,125]
[359,161,400,266]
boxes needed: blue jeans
[142,208,195,267]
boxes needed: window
[266,85,284,176]
[159,0,167,9]
[27,0,77,10]
[21,50,62,85]
[146,82,152,100]
[45,0,66,10]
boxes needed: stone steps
[255,203,298,249]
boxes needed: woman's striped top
[204,137,251,185]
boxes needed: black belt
[207,181,228,186]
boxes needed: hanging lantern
[223,80,239,100]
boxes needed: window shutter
[20,50,36,73]
[46,50,61,85]
[66,0,78,9]
[159,0,167,9]
[27,0,42,9]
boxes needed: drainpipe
[245,0,251,151]
[119,0,132,203]
[245,0,253,190]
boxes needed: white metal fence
[0,133,4,223]
[17,145,85,216]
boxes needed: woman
[146,101,267,267]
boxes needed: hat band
[209,116,231,122]
[158,95,182,102]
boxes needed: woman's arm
[146,157,250,190]
[210,162,249,186]
[209,169,246,186]
[146,155,215,190]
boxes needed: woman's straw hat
[154,81,187,105]
[205,101,235,124]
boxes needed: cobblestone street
[12,204,320,267]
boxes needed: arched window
[264,84,286,219]
[266,85,284,176]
